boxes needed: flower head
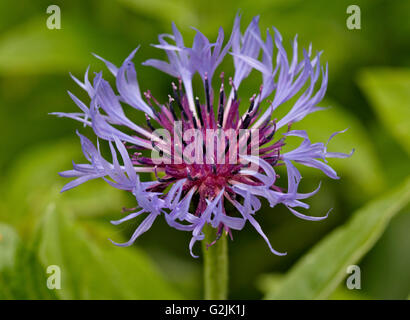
[53,15,353,257]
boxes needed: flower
[53,14,353,258]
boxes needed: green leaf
[328,286,370,300]
[36,203,183,299]
[0,224,57,299]
[1,140,183,299]
[358,68,410,155]
[256,273,284,296]
[264,176,410,300]
[0,224,19,272]
[257,274,370,300]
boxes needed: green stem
[202,224,228,300]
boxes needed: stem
[202,224,228,300]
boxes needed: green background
[0,0,409,299]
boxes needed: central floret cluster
[54,15,353,257]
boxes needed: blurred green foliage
[263,177,410,299]
[0,0,409,299]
